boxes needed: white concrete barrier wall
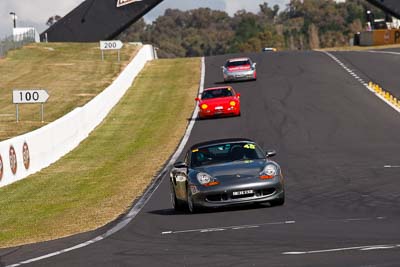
[0,44,154,188]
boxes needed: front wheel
[171,183,184,211]
[187,186,197,213]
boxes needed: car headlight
[260,164,278,179]
[197,172,219,186]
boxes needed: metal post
[118,50,120,62]
[9,12,17,28]
[41,104,44,123]
[16,104,19,123]
[101,50,104,61]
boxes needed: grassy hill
[0,54,200,248]
[0,43,138,141]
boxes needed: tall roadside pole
[12,89,50,123]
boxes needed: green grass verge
[0,57,200,248]
[0,43,138,141]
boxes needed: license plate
[232,190,254,196]
[215,106,223,110]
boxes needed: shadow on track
[187,115,241,122]
[148,202,278,216]
[213,80,257,86]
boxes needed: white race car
[222,57,257,82]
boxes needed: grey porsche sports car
[170,138,285,213]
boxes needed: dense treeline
[119,0,384,57]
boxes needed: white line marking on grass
[6,59,207,267]
[283,244,400,255]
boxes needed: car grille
[206,188,276,203]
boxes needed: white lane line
[161,217,386,236]
[366,50,400,55]
[384,165,400,168]
[231,225,260,230]
[360,245,397,251]
[283,244,400,255]
[322,51,366,85]
[7,238,103,267]
[200,228,226,233]
[6,59,207,267]
[161,220,296,235]
[322,51,400,114]
[330,216,386,223]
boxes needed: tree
[117,0,380,57]
[308,23,320,49]
[119,18,146,42]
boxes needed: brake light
[201,104,208,110]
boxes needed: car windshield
[191,142,265,167]
[226,60,251,67]
[201,88,234,99]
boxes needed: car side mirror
[173,161,188,168]
[252,63,257,68]
[195,97,200,101]
[265,150,276,158]
[236,93,241,98]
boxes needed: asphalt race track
[2,50,400,267]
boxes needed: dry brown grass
[0,42,138,141]
[0,57,201,248]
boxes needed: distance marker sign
[12,89,50,123]
[13,89,49,104]
[100,40,124,50]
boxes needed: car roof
[190,138,254,150]
[203,86,233,91]
[227,57,250,62]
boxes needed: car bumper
[190,177,284,208]
[224,70,256,81]
[199,107,240,118]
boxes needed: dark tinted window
[191,142,264,167]
[201,88,233,99]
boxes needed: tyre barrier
[0,44,155,188]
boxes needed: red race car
[196,86,241,119]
